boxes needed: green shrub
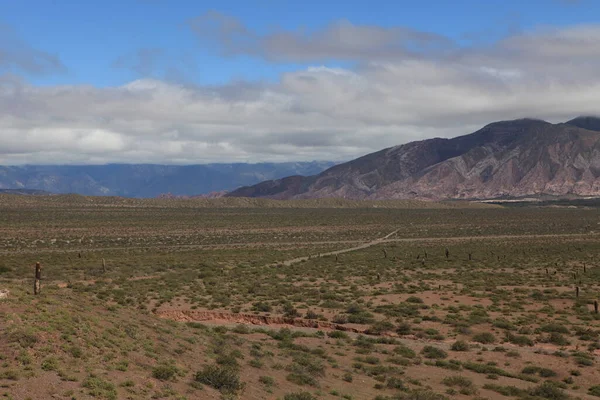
[216,352,241,368]
[259,376,275,386]
[328,331,349,339]
[463,362,512,378]
[8,330,38,348]
[451,340,469,351]
[332,314,348,324]
[69,346,83,358]
[82,375,117,400]
[442,376,477,395]
[492,319,516,330]
[392,389,449,400]
[152,364,179,381]
[483,384,526,397]
[529,381,569,400]
[387,377,405,390]
[421,346,447,359]
[589,385,600,397]
[366,321,395,335]
[506,332,533,346]
[435,360,462,371]
[396,322,412,335]
[283,303,299,318]
[232,324,250,334]
[522,366,557,378]
[195,364,244,394]
[472,332,496,344]
[548,333,570,346]
[406,296,424,303]
[286,373,318,387]
[283,392,317,400]
[540,324,570,334]
[393,345,416,359]
[41,357,59,371]
[347,312,374,324]
[0,369,19,380]
[574,354,594,367]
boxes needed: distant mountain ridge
[0,162,335,198]
[227,116,600,200]
[0,189,52,196]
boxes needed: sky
[1,0,599,165]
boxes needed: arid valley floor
[1,195,600,400]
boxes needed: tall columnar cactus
[34,262,42,295]
[594,300,598,314]
[102,258,106,273]
[576,286,580,298]
[445,248,449,259]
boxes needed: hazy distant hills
[0,189,52,196]
[0,162,335,198]
[228,116,600,200]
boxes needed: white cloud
[1,22,600,165]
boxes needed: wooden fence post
[34,262,42,295]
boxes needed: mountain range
[227,116,600,200]
[0,162,334,198]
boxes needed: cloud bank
[1,16,600,165]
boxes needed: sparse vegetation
[1,195,599,399]
[194,364,244,394]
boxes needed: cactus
[445,248,449,259]
[102,258,106,273]
[576,286,580,298]
[468,253,472,261]
[34,262,42,295]
[594,300,598,314]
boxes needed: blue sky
[2,0,595,86]
[0,0,599,165]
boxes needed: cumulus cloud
[0,24,66,76]
[1,19,600,165]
